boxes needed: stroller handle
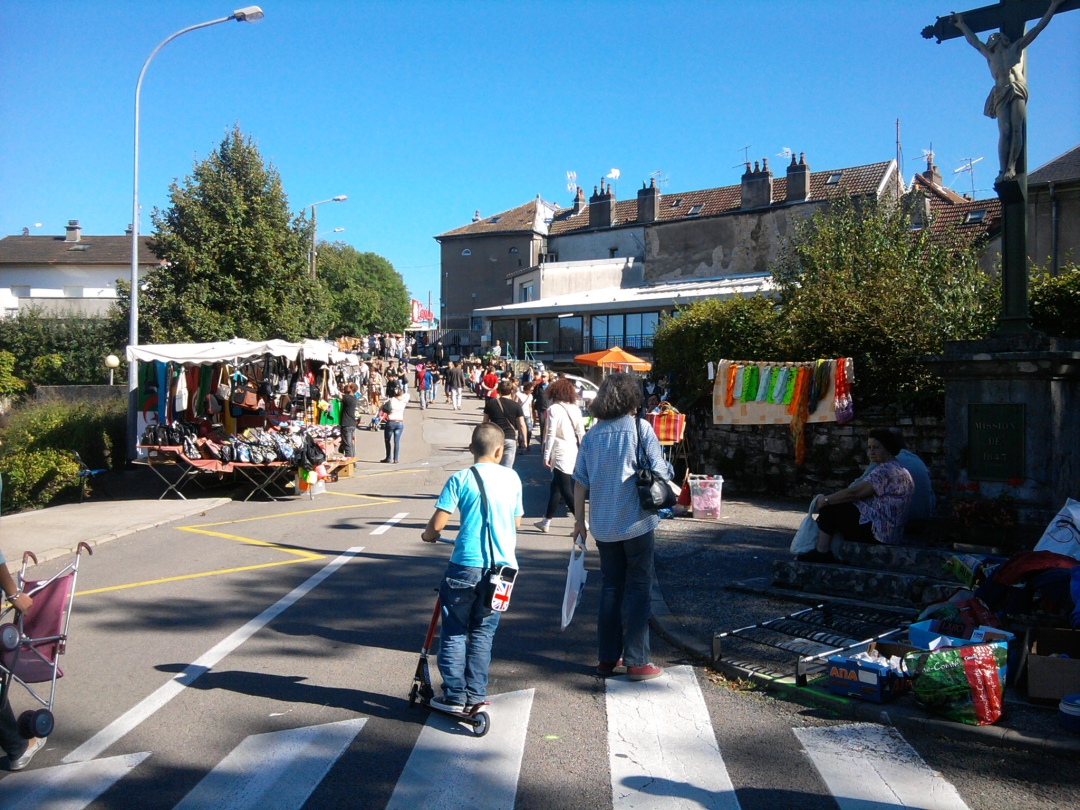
[77,543,94,556]
[22,552,38,568]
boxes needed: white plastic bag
[1034,498,1080,561]
[789,496,823,555]
[561,539,588,630]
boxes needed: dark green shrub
[0,307,127,387]
[1030,262,1080,338]
[0,398,126,513]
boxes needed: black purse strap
[469,466,497,571]
[633,416,650,477]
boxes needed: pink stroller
[0,543,92,739]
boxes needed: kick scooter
[407,595,491,737]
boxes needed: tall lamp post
[308,196,347,278]
[127,6,264,458]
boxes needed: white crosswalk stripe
[384,689,535,810]
[605,665,741,810]
[793,723,972,810]
[0,752,150,810]
[172,718,366,810]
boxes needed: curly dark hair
[589,372,642,420]
[869,428,904,457]
[545,378,578,405]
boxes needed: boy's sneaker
[596,659,626,677]
[9,737,46,771]
[626,664,664,681]
[430,696,465,713]
[535,519,551,533]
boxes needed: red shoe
[626,663,663,681]
[596,659,625,677]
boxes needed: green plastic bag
[904,643,1005,725]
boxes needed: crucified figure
[952,0,1064,183]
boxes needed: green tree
[0,307,126,387]
[316,242,411,335]
[131,125,330,343]
[772,194,998,411]
[1030,262,1080,338]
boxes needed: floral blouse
[855,459,915,545]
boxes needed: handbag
[790,497,824,554]
[215,366,231,402]
[470,467,518,612]
[634,417,677,512]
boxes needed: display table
[232,461,293,502]
[136,446,233,500]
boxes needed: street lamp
[105,354,120,386]
[317,227,346,238]
[127,6,263,458]
[308,196,347,278]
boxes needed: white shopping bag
[789,496,824,555]
[1034,498,1080,561]
[561,539,588,631]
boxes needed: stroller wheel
[0,623,19,652]
[472,711,489,737]
[17,709,53,739]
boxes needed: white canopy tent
[126,338,344,366]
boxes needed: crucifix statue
[924,0,1076,336]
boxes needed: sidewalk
[649,497,1080,758]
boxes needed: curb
[649,579,1080,759]
[17,498,234,565]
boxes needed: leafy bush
[0,351,28,399]
[0,307,127,387]
[652,296,783,407]
[1030,262,1080,338]
[0,398,126,513]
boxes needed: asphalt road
[2,394,1077,809]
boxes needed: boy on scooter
[421,422,522,712]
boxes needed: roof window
[67,244,90,251]
[489,216,501,224]
[687,204,703,216]
[461,249,472,257]
[963,210,987,225]
[670,198,682,207]
[825,172,843,185]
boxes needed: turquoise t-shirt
[435,463,522,569]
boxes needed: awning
[126,338,346,365]
[574,346,652,371]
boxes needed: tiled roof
[909,171,969,204]
[0,235,158,266]
[927,196,1002,247]
[1029,144,1080,185]
[548,161,894,236]
[437,199,553,238]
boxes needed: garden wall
[684,411,946,500]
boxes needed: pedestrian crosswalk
[0,667,974,810]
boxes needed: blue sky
[2,1,1078,304]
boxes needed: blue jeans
[438,563,500,705]
[384,420,403,461]
[596,530,655,666]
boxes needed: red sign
[410,299,434,324]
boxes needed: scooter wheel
[408,684,418,708]
[472,711,489,737]
[0,623,19,652]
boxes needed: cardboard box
[1026,628,1080,701]
[827,641,919,703]
[908,620,1014,650]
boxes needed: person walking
[482,380,527,468]
[536,378,584,533]
[516,381,535,447]
[480,366,499,399]
[446,361,466,411]
[416,363,430,410]
[573,373,671,681]
[339,382,358,458]
[381,381,409,463]
[533,372,551,449]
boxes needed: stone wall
[684,410,946,500]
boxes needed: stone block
[899,418,914,425]
[763,437,788,454]
[832,426,854,436]
[915,416,939,427]
[837,436,855,450]
[812,433,831,446]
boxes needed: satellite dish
[606,168,621,181]
[776,147,793,160]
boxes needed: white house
[0,220,158,317]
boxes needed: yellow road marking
[75,558,312,596]
[175,527,322,560]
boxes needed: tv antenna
[649,169,670,190]
[776,147,793,161]
[953,157,983,197]
[566,170,577,195]
[732,145,751,169]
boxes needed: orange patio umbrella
[573,346,652,371]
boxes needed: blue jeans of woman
[438,563,500,705]
[596,530,654,666]
[384,420,403,462]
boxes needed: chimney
[125,223,133,236]
[572,186,586,215]
[471,210,482,223]
[589,180,614,229]
[741,159,774,209]
[922,158,942,187]
[786,152,810,203]
[637,178,661,223]
[64,219,82,242]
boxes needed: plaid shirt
[573,414,672,543]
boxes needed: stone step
[772,560,959,608]
[830,540,961,580]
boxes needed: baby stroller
[0,543,92,739]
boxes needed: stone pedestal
[926,336,1080,525]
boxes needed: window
[609,247,618,258]
[492,320,515,355]
[489,216,501,224]
[559,316,582,353]
[509,246,519,254]
[537,317,559,354]
[540,251,558,264]
[520,283,534,302]
[461,249,472,257]
[964,210,987,225]
[670,198,682,208]
[10,285,30,298]
[624,311,659,349]
[826,172,843,185]
[686,204,702,216]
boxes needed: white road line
[0,751,150,810]
[384,689,534,810]
[63,547,365,764]
[793,723,971,810]
[606,665,741,810]
[172,719,366,810]
[371,512,409,534]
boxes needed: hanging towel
[782,367,797,405]
[724,363,738,408]
[733,366,745,404]
[755,365,772,401]
[769,367,787,403]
